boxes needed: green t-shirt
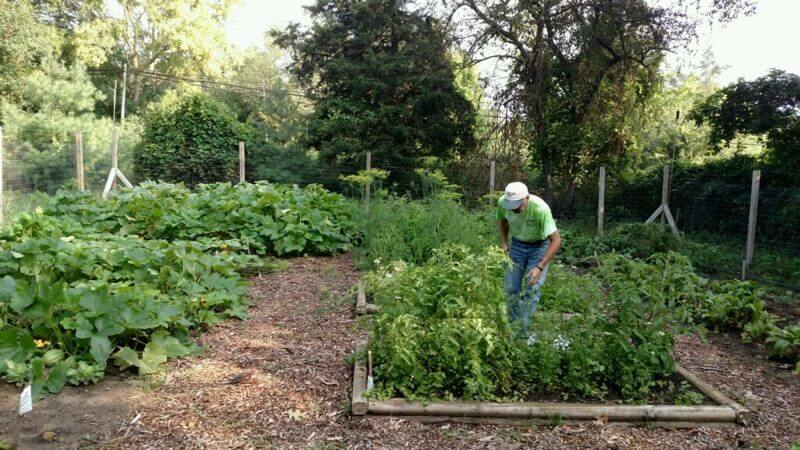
[496,195,557,242]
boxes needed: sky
[224,0,800,85]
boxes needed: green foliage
[274,0,477,175]
[0,0,59,106]
[609,155,800,262]
[674,382,705,406]
[339,169,390,198]
[691,69,800,169]
[0,223,249,396]
[413,168,462,201]
[741,312,779,343]
[366,246,518,400]
[765,324,800,363]
[42,182,356,256]
[365,245,677,402]
[355,195,494,268]
[457,0,670,187]
[698,281,766,332]
[134,92,242,185]
[0,56,140,194]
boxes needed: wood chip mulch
[102,254,800,449]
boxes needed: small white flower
[554,335,571,351]
[526,332,538,345]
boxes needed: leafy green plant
[765,324,800,365]
[741,312,780,343]
[698,281,767,332]
[0,220,250,396]
[354,195,494,269]
[41,181,356,256]
[364,245,677,402]
[674,382,705,406]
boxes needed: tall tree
[691,69,800,168]
[448,0,755,195]
[0,0,59,108]
[75,0,237,107]
[273,0,476,174]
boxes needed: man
[497,181,562,334]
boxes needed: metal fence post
[239,141,245,183]
[598,166,606,236]
[742,170,761,280]
[75,132,84,191]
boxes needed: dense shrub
[134,93,242,185]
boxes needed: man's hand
[501,242,509,255]
[527,266,543,287]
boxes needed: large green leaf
[89,335,112,364]
[0,329,35,371]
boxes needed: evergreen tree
[274,0,476,176]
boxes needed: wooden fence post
[0,126,4,224]
[742,170,761,280]
[489,160,496,206]
[598,166,606,236]
[365,151,372,212]
[239,141,245,183]
[75,132,84,191]
[661,165,669,225]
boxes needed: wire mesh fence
[1,123,798,289]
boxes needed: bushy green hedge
[134,93,242,185]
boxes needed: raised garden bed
[351,341,751,427]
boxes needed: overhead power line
[86,67,315,103]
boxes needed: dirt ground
[2,254,799,449]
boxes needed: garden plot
[353,245,751,427]
[351,344,749,427]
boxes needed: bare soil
[2,254,799,449]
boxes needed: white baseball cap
[502,182,529,209]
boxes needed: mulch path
[85,254,800,449]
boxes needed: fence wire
[1,125,798,290]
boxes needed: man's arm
[527,230,561,286]
[538,230,561,267]
[498,219,510,253]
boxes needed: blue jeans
[504,238,549,333]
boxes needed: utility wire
[86,67,315,103]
